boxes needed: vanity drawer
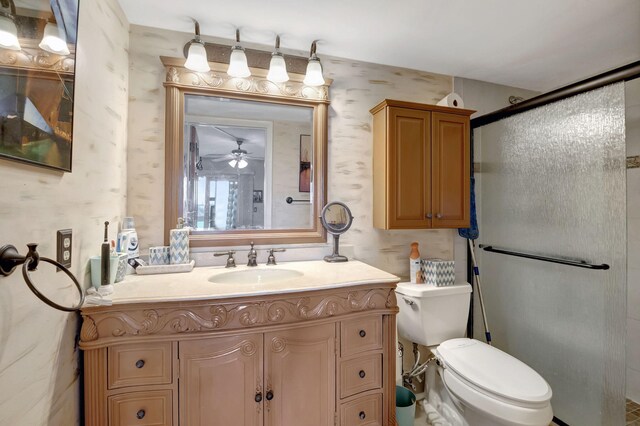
[108,342,172,389]
[108,390,172,426]
[340,354,382,398]
[339,393,382,426]
[341,316,383,357]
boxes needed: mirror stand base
[323,254,348,263]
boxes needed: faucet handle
[266,248,286,266]
[214,251,236,268]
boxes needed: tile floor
[628,399,640,426]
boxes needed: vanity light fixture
[0,0,20,51]
[303,40,325,87]
[39,21,69,55]
[267,35,289,83]
[227,29,250,78]
[184,20,210,73]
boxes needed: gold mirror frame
[161,56,330,247]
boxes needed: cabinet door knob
[135,359,145,369]
[359,370,366,378]
[255,392,262,403]
[426,213,433,219]
[136,410,145,419]
[436,213,443,219]
[359,411,366,420]
[359,329,366,338]
[266,390,274,401]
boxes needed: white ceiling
[118,0,640,92]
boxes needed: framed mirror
[162,57,330,247]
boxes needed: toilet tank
[395,282,472,347]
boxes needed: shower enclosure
[474,83,627,425]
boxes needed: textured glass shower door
[476,84,626,425]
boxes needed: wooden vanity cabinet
[80,283,398,426]
[371,99,474,230]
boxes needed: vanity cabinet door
[179,334,264,426]
[264,324,336,426]
[431,112,470,228]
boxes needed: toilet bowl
[396,283,553,426]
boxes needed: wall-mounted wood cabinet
[371,100,474,230]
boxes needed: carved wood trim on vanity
[80,284,398,348]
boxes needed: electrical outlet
[57,229,72,271]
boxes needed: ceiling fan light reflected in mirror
[228,158,248,169]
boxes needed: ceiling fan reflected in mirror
[200,126,263,170]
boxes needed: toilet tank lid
[395,282,472,298]
[436,338,552,405]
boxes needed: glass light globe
[184,41,210,72]
[0,15,20,51]
[303,57,325,86]
[227,46,250,78]
[39,22,69,55]
[267,52,289,83]
[237,159,248,169]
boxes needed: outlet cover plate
[57,229,72,271]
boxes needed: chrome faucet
[214,251,236,268]
[266,248,286,265]
[247,241,258,267]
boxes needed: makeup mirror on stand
[320,202,354,262]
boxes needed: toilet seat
[435,338,553,425]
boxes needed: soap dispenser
[170,218,190,264]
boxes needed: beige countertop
[94,260,399,305]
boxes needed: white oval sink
[209,268,303,284]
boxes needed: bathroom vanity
[79,261,399,426]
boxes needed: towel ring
[1,243,84,312]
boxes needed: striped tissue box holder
[422,259,455,286]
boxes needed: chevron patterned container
[422,259,455,287]
[170,229,190,264]
[149,246,170,266]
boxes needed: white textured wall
[0,1,129,424]
[626,77,640,403]
[127,24,457,278]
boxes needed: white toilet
[396,282,553,426]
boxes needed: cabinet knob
[359,329,366,338]
[359,411,366,420]
[255,392,263,403]
[436,213,443,219]
[135,359,145,369]
[136,410,145,419]
[426,213,433,219]
[266,390,274,401]
[359,370,366,378]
